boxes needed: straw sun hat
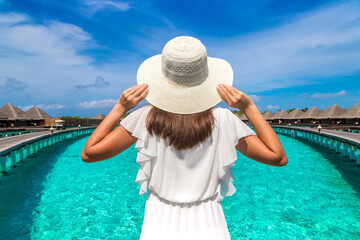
[137,36,233,114]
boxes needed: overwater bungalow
[285,108,304,124]
[25,106,52,126]
[315,104,346,124]
[92,113,107,120]
[300,106,323,124]
[262,111,275,123]
[238,113,249,124]
[0,103,30,127]
[270,110,289,124]
[338,103,360,125]
[0,112,8,128]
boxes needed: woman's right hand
[117,83,149,112]
[216,83,254,112]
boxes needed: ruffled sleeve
[216,108,256,202]
[120,105,157,196]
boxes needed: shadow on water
[282,134,360,199]
[0,136,88,240]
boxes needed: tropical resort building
[0,103,32,127]
[317,104,347,125]
[300,106,323,124]
[270,109,289,124]
[237,103,360,128]
[92,113,107,120]
[25,106,52,126]
[339,103,360,125]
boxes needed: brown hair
[146,106,215,150]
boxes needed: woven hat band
[161,54,208,86]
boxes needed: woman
[81,36,287,239]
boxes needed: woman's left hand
[117,83,149,111]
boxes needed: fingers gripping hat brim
[137,54,233,114]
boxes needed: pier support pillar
[0,156,7,174]
[325,138,331,149]
[356,148,360,165]
[18,148,24,162]
[334,141,340,153]
[329,139,334,150]
[34,142,39,153]
[349,145,356,161]
[340,142,345,157]
[320,136,325,146]
[10,151,16,168]
[26,144,31,156]
[343,143,350,158]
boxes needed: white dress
[120,105,256,240]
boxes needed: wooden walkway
[271,125,360,164]
[0,127,95,156]
[273,125,360,147]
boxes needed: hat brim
[137,54,233,114]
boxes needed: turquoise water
[1,134,360,239]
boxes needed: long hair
[146,106,215,150]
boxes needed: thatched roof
[25,106,52,120]
[262,111,274,120]
[339,103,360,119]
[270,110,289,119]
[316,104,346,119]
[0,103,30,120]
[0,111,8,120]
[286,108,305,119]
[301,106,323,119]
[238,114,248,120]
[92,113,107,120]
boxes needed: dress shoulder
[120,105,152,134]
[120,104,156,196]
[215,107,256,201]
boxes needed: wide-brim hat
[137,36,233,114]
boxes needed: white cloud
[208,1,360,92]
[75,76,110,90]
[18,104,67,111]
[0,12,133,103]
[267,105,280,110]
[312,90,347,99]
[0,12,28,24]
[249,94,261,102]
[83,0,130,15]
[0,16,93,66]
[77,99,118,109]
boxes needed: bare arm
[81,84,149,163]
[216,83,288,167]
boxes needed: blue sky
[0,0,359,117]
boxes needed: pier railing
[0,127,95,175]
[271,126,360,165]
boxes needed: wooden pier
[0,127,95,175]
[271,125,360,164]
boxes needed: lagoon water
[1,134,360,239]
